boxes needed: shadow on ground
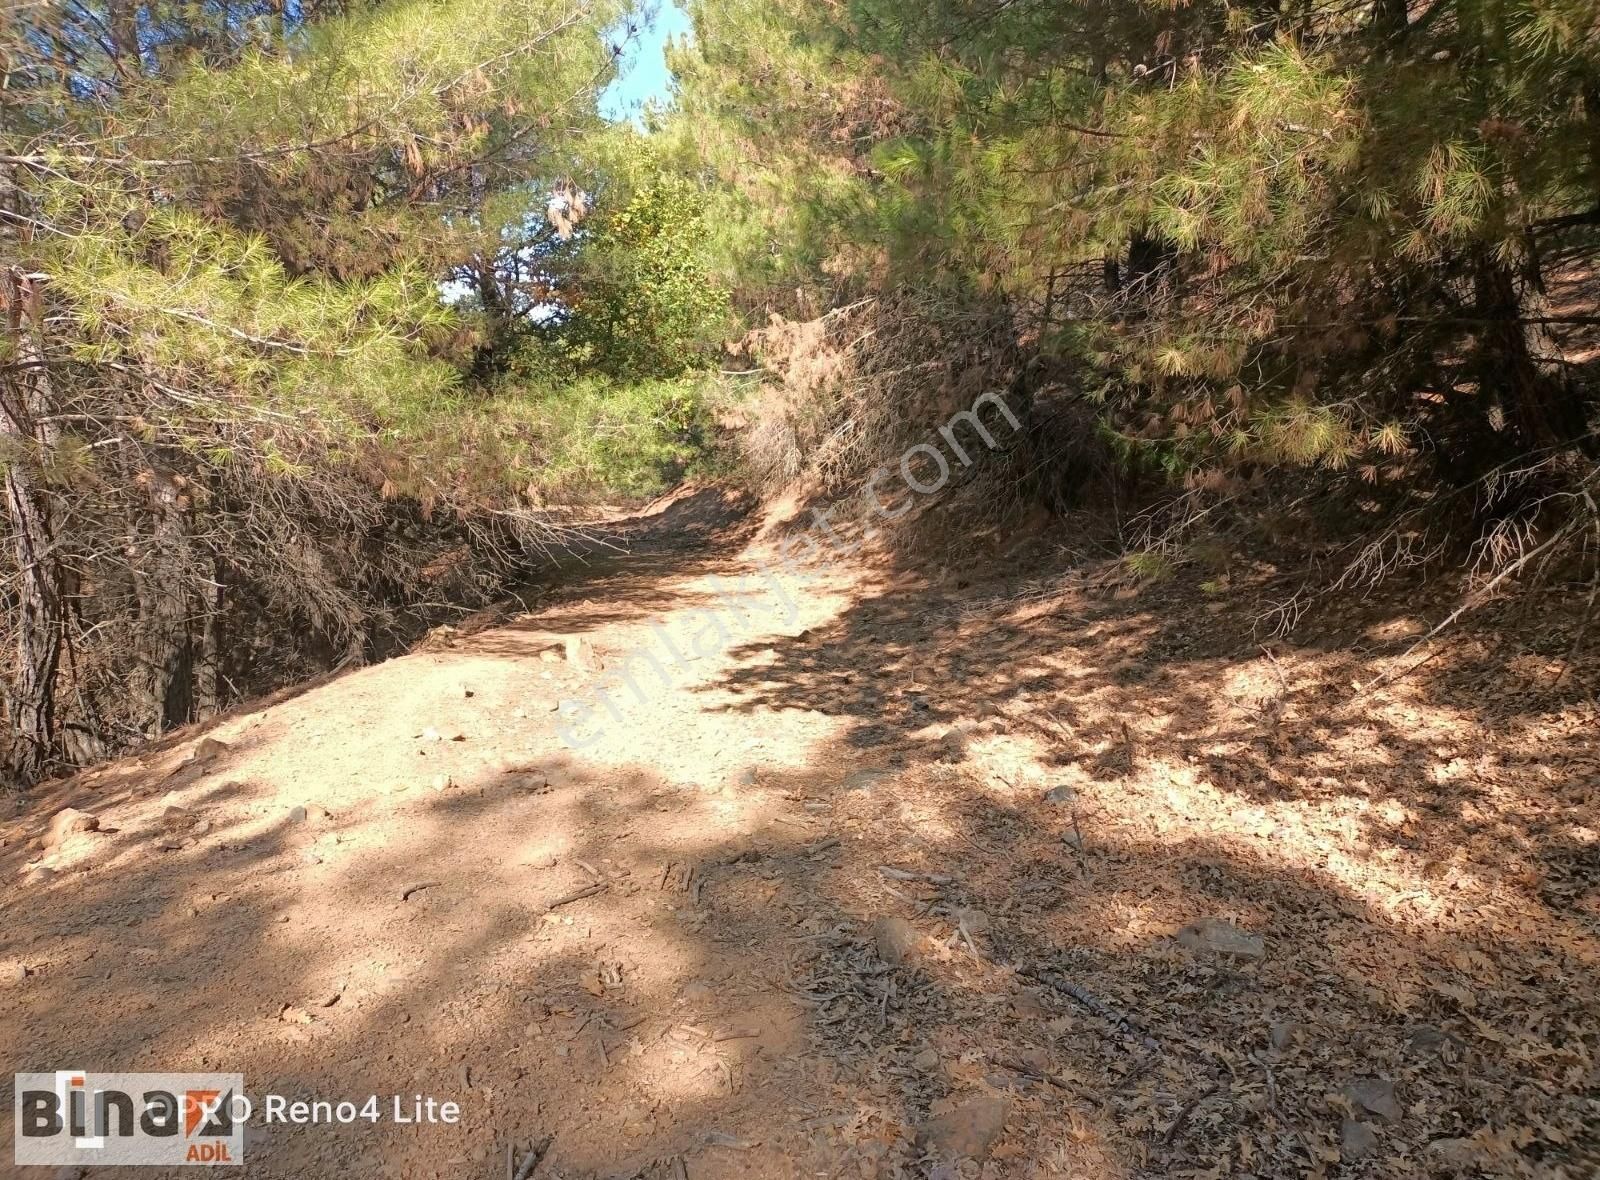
[2,512,1596,1179]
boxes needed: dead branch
[542,882,606,912]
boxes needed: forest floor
[3,486,1598,1180]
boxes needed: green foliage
[557,175,733,381]
[500,373,726,500]
[667,0,1600,507]
[7,0,630,507]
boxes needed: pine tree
[0,0,626,779]
[669,0,1599,560]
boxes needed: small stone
[1016,1047,1050,1074]
[1269,1021,1304,1050]
[458,685,474,698]
[873,916,921,966]
[563,635,602,671]
[1043,785,1076,805]
[618,1101,652,1136]
[680,980,714,1004]
[192,736,230,761]
[431,775,452,791]
[1427,1138,1478,1168]
[527,851,558,869]
[192,819,212,837]
[1,961,28,987]
[1177,917,1265,958]
[1405,1023,1464,1059]
[1342,1120,1380,1159]
[918,1093,1010,1162]
[44,807,98,851]
[161,804,191,830]
[24,865,56,886]
[1343,1078,1401,1123]
[844,768,888,792]
[911,1047,939,1071]
[538,648,561,664]
[956,908,990,933]
[1013,988,1047,1018]
[288,805,307,823]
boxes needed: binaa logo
[14,1071,246,1166]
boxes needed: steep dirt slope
[2,491,1597,1179]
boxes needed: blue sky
[599,1,693,124]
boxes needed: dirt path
[3,492,1598,1179]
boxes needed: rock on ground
[43,807,98,851]
[1177,917,1265,958]
[919,1093,1011,1162]
[873,915,921,965]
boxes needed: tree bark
[1373,0,1409,41]
[1,269,64,783]
[1473,255,1590,453]
[194,553,224,717]
[131,469,194,735]
[107,0,140,77]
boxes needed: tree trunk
[1,269,64,784]
[1473,255,1590,453]
[107,0,140,76]
[194,554,224,718]
[1373,0,1409,41]
[1586,85,1600,207]
[131,469,194,735]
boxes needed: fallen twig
[511,1133,553,1180]
[992,1055,1105,1107]
[703,1130,759,1150]
[878,865,954,885]
[1160,1083,1221,1147]
[1259,643,1290,694]
[543,882,606,912]
[399,880,441,902]
[1360,510,1587,694]
[1023,962,1161,1053]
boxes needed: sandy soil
[2,489,1597,1179]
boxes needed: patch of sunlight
[1364,616,1426,641]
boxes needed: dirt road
[4,491,1597,1178]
